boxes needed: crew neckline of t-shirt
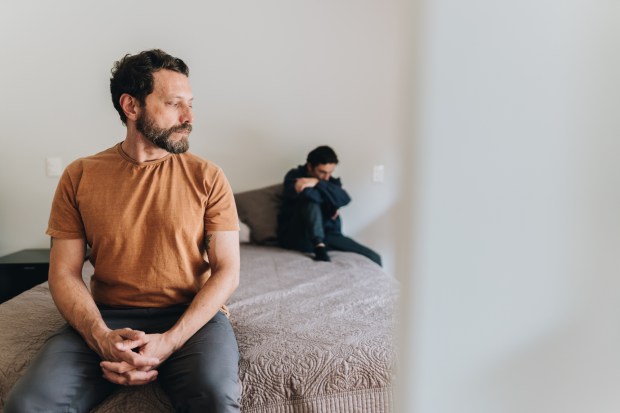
[116,142,173,167]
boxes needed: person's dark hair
[306,145,339,167]
[110,49,189,124]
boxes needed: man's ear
[119,93,140,122]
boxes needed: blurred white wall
[401,0,620,412]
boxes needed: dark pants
[279,201,382,266]
[4,307,240,413]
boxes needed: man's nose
[181,105,193,124]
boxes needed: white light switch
[46,157,63,177]
[373,164,384,183]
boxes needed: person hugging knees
[277,145,382,266]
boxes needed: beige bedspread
[0,245,397,412]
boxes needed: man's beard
[136,112,192,154]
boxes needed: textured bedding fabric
[0,245,398,412]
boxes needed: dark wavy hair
[307,146,339,167]
[110,49,189,124]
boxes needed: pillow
[234,183,283,245]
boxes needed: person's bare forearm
[164,231,239,351]
[48,238,158,370]
[49,266,109,351]
[165,262,239,351]
[48,238,108,350]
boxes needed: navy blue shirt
[277,165,351,235]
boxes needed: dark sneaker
[314,245,331,262]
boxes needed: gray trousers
[4,307,241,413]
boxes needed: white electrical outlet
[46,157,63,177]
[373,164,385,183]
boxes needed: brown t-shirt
[46,143,239,308]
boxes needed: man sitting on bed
[4,49,241,413]
[277,145,382,266]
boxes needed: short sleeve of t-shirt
[46,163,86,240]
[204,167,239,232]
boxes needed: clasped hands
[95,328,176,386]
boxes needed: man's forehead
[152,70,192,97]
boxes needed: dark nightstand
[0,249,50,304]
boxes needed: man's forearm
[48,238,109,351]
[49,269,109,351]
[164,231,240,352]
[164,264,239,351]
[48,239,156,369]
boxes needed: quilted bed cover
[0,245,398,412]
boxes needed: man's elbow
[229,269,240,291]
[47,271,65,296]
[213,263,240,292]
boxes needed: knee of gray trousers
[4,390,28,413]
[177,379,241,413]
[3,325,115,413]
[162,312,241,413]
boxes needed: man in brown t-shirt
[5,50,241,413]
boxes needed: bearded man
[4,49,241,413]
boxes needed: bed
[0,184,398,412]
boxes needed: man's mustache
[170,123,192,133]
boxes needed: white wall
[401,0,620,412]
[0,0,406,275]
